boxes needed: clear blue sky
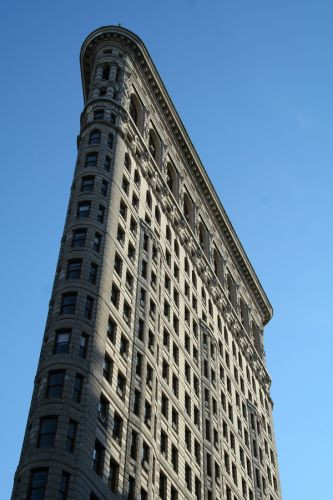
[1,1,332,498]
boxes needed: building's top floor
[80,25,273,326]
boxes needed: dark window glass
[104,155,111,171]
[101,180,108,196]
[72,229,87,248]
[94,109,104,120]
[84,296,94,319]
[89,262,98,284]
[60,293,77,315]
[57,471,70,500]
[54,329,71,354]
[77,201,91,218]
[92,440,104,476]
[73,374,83,403]
[89,130,101,145]
[66,420,77,452]
[108,134,114,149]
[97,205,105,223]
[29,469,48,500]
[108,459,119,492]
[93,232,101,252]
[46,371,65,398]
[79,333,88,358]
[85,152,98,167]
[66,259,82,279]
[38,416,58,448]
[81,176,95,192]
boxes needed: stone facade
[12,26,282,500]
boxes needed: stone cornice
[80,26,273,325]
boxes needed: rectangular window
[104,155,111,171]
[72,228,87,248]
[85,152,98,167]
[46,370,65,398]
[66,420,77,452]
[77,201,91,218]
[107,317,117,344]
[101,179,108,196]
[93,232,101,252]
[60,293,77,315]
[108,459,119,493]
[38,416,58,448]
[73,374,83,403]
[81,176,95,192]
[112,412,122,443]
[97,205,105,223]
[92,440,105,476]
[84,296,94,320]
[28,469,48,500]
[98,394,109,426]
[66,259,82,279]
[89,263,98,284]
[58,471,70,500]
[54,329,71,354]
[159,472,167,499]
[103,354,113,383]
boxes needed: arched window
[124,153,131,173]
[198,221,208,254]
[183,192,194,229]
[129,96,138,126]
[146,191,152,210]
[89,129,101,145]
[148,131,157,160]
[213,248,223,284]
[166,162,178,199]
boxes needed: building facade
[12,26,282,500]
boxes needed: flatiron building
[12,26,282,500]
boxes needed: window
[148,131,157,160]
[129,96,139,125]
[54,329,71,354]
[117,371,126,398]
[185,426,191,451]
[172,407,178,432]
[161,392,169,417]
[103,354,113,383]
[125,271,133,293]
[107,317,117,343]
[92,440,104,476]
[160,430,168,457]
[28,469,48,500]
[97,205,105,223]
[107,133,114,149]
[134,169,140,188]
[66,259,82,279]
[117,225,125,245]
[120,335,129,358]
[66,420,77,452]
[159,471,167,499]
[81,175,95,192]
[111,283,120,307]
[78,333,88,358]
[60,292,77,315]
[144,401,151,427]
[73,374,83,403]
[185,464,192,492]
[104,155,111,171]
[94,109,104,120]
[98,394,109,426]
[112,412,123,442]
[84,296,94,320]
[101,179,108,196]
[123,476,135,500]
[38,416,58,448]
[133,389,141,416]
[89,130,101,145]
[130,429,138,459]
[146,190,152,209]
[171,445,178,472]
[77,201,91,218]
[58,471,70,500]
[46,370,65,398]
[93,232,101,252]
[108,459,119,493]
[135,352,143,377]
[123,301,131,325]
[72,228,87,248]
[89,262,98,284]
[85,152,98,167]
[124,153,131,172]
